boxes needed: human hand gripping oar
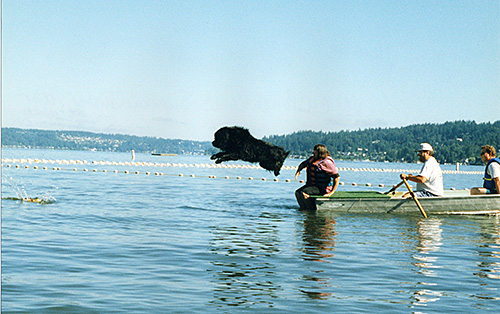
[401,177,428,218]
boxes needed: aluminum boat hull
[314,191,500,215]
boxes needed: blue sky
[2,0,499,141]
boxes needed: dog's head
[212,126,252,150]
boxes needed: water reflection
[298,273,333,300]
[413,218,443,277]
[409,216,500,309]
[411,218,444,306]
[298,211,338,299]
[207,212,281,308]
[474,216,500,292]
[302,211,337,262]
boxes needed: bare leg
[295,186,319,210]
[295,189,308,210]
[470,187,487,195]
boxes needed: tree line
[264,120,499,165]
[2,120,499,164]
[1,128,212,155]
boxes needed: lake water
[2,148,499,313]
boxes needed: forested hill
[2,120,499,164]
[1,128,212,155]
[264,120,499,165]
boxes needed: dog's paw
[210,152,225,160]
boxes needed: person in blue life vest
[400,143,444,198]
[295,144,340,210]
[471,145,500,195]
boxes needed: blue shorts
[414,191,438,198]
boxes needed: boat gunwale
[313,191,500,215]
[311,190,500,201]
[313,192,500,201]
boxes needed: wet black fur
[211,126,290,176]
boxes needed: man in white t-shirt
[400,143,444,197]
[471,145,500,195]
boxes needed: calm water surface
[2,148,499,313]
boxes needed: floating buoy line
[1,158,482,174]
[2,158,480,190]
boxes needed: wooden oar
[402,178,428,218]
[384,180,404,195]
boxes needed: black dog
[211,126,289,176]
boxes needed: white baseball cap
[416,143,434,152]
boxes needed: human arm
[489,162,500,194]
[323,175,340,197]
[400,173,427,184]
[494,176,500,194]
[317,158,340,196]
[295,159,309,180]
[294,169,302,181]
[400,158,436,184]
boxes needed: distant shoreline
[2,121,499,165]
[2,145,485,167]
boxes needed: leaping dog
[211,126,289,176]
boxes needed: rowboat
[313,190,500,215]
